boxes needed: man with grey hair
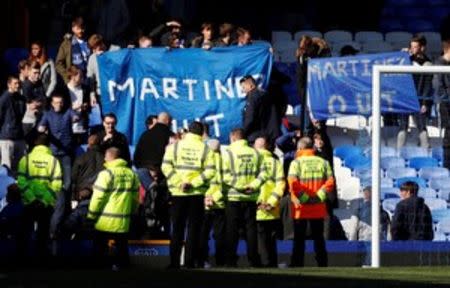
[288,136,335,267]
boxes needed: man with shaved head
[134,112,174,193]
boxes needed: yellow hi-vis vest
[256,149,285,221]
[222,139,265,202]
[87,158,140,233]
[162,133,216,197]
[205,151,225,210]
[17,145,62,207]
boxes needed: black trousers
[22,201,54,257]
[257,220,279,267]
[170,196,204,268]
[225,201,261,267]
[291,219,328,267]
[93,231,129,267]
[199,209,226,267]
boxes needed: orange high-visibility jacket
[288,149,335,219]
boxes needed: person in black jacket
[391,181,434,241]
[96,113,131,166]
[0,76,26,172]
[241,75,280,145]
[397,35,434,149]
[134,112,173,192]
[21,61,46,103]
[71,134,104,199]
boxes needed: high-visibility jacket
[205,151,225,210]
[87,158,140,233]
[162,133,215,197]
[17,145,62,207]
[288,149,335,219]
[256,149,285,221]
[222,139,265,202]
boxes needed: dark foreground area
[1,266,450,288]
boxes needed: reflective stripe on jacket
[205,151,225,209]
[222,139,265,202]
[162,133,215,197]
[17,145,62,207]
[87,158,140,233]
[288,149,335,219]
[256,149,285,220]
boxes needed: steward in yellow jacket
[222,128,265,267]
[17,133,62,255]
[254,137,285,267]
[200,139,226,267]
[161,121,215,269]
[87,147,140,268]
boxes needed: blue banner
[307,52,419,120]
[98,43,273,145]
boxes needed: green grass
[2,266,450,288]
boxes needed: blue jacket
[0,91,26,140]
[39,108,75,156]
[63,199,93,239]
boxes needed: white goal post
[371,64,450,268]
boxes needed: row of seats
[272,30,443,62]
[272,30,441,45]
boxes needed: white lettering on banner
[328,91,396,115]
[107,75,265,102]
[328,95,347,114]
[108,78,134,101]
[171,113,225,138]
[204,113,225,138]
[183,79,198,101]
[308,56,409,82]
[214,78,234,100]
[140,78,160,100]
[163,78,180,99]
[203,80,211,101]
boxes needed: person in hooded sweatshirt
[391,181,433,241]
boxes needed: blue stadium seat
[381,177,394,188]
[431,209,450,223]
[382,198,401,214]
[418,188,438,199]
[395,177,427,188]
[129,145,135,161]
[381,156,405,170]
[381,187,400,200]
[334,145,363,160]
[418,167,449,180]
[430,178,450,191]
[400,146,428,160]
[425,198,448,211]
[409,157,439,170]
[386,167,416,179]
[344,154,371,170]
[438,189,450,202]
[432,147,443,162]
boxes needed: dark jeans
[50,155,72,236]
[93,231,129,267]
[170,196,204,268]
[291,219,328,267]
[257,220,280,267]
[199,209,226,267]
[22,201,54,257]
[225,201,261,267]
[136,168,153,191]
